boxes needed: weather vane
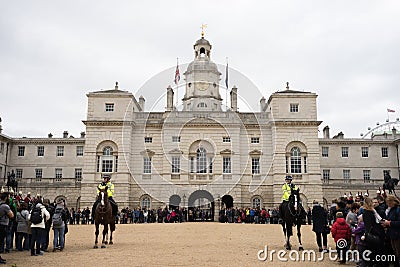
[201,24,207,37]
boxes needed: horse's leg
[297,220,303,251]
[109,221,115,245]
[285,221,292,250]
[281,219,287,248]
[101,224,108,248]
[94,222,99,248]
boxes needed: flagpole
[225,57,228,111]
[176,58,179,110]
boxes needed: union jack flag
[174,64,180,85]
[387,108,395,113]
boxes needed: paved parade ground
[7,223,341,267]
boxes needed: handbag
[364,228,380,249]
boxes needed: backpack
[30,206,43,224]
[52,208,64,227]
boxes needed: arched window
[197,102,207,108]
[102,146,114,173]
[141,196,151,209]
[290,147,301,173]
[196,148,207,173]
[252,197,261,208]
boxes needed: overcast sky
[1,1,400,138]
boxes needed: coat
[331,217,351,242]
[28,203,50,229]
[312,205,327,233]
[386,206,400,240]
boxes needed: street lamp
[182,194,186,208]
[182,194,187,222]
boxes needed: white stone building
[0,36,399,218]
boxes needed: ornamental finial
[200,24,207,38]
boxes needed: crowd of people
[0,190,69,264]
[311,191,400,266]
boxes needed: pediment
[249,149,262,156]
[220,149,234,155]
[140,149,155,157]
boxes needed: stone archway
[169,194,181,209]
[188,190,215,221]
[221,195,234,209]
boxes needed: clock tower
[182,35,222,111]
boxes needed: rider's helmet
[285,175,293,182]
[103,174,111,182]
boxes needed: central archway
[221,195,234,209]
[188,190,215,221]
[169,194,181,210]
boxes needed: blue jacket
[387,206,400,240]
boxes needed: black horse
[281,188,306,250]
[6,171,18,193]
[383,178,399,195]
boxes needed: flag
[387,108,395,113]
[225,62,228,89]
[174,63,180,85]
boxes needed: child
[352,214,365,267]
[331,211,351,264]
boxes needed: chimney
[230,86,238,112]
[139,95,145,111]
[80,131,86,138]
[260,97,266,112]
[63,131,68,138]
[392,127,397,137]
[323,126,330,139]
[166,85,174,111]
[48,133,53,138]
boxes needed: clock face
[197,81,209,91]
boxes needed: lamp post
[182,194,186,222]
[216,194,221,222]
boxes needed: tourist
[346,202,360,251]
[28,198,50,256]
[381,195,400,265]
[52,199,67,252]
[352,214,366,267]
[16,202,29,251]
[0,193,14,264]
[331,211,351,264]
[311,200,328,252]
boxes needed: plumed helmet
[285,175,293,181]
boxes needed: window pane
[290,147,301,173]
[252,158,260,174]
[223,157,231,173]
[172,156,180,173]
[143,157,152,174]
[37,146,44,156]
[196,148,207,173]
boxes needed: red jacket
[331,218,351,242]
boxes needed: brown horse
[94,187,115,248]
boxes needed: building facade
[1,36,399,217]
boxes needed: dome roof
[185,59,221,74]
[194,37,211,47]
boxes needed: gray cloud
[1,1,399,138]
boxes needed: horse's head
[289,188,300,210]
[97,186,109,207]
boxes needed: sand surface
[5,223,343,267]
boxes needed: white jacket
[28,203,50,229]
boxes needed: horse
[280,188,306,250]
[383,178,399,196]
[94,186,115,248]
[6,172,18,194]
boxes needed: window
[223,157,231,174]
[322,169,330,183]
[190,157,194,173]
[251,158,260,174]
[75,168,82,180]
[35,169,42,181]
[321,147,329,157]
[361,147,369,158]
[115,156,118,173]
[105,103,114,112]
[209,157,213,174]
[57,146,64,157]
[343,169,350,183]
[172,136,181,142]
[252,197,261,208]
[303,156,307,173]
[141,196,151,209]
[18,146,25,156]
[196,148,207,173]
[341,147,349,158]
[290,147,301,173]
[197,102,207,108]
[76,146,84,156]
[102,147,113,173]
[172,156,180,173]
[363,170,371,183]
[285,156,289,173]
[223,137,231,143]
[251,137,260,144]
[144,137,153,143]
[37,146,44,156]
[381,147,388,158]
[15,169,23,179]
[55,168,62,181]
[290,103,299,112]
[0,143,4,154]
[143,157,152,174]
